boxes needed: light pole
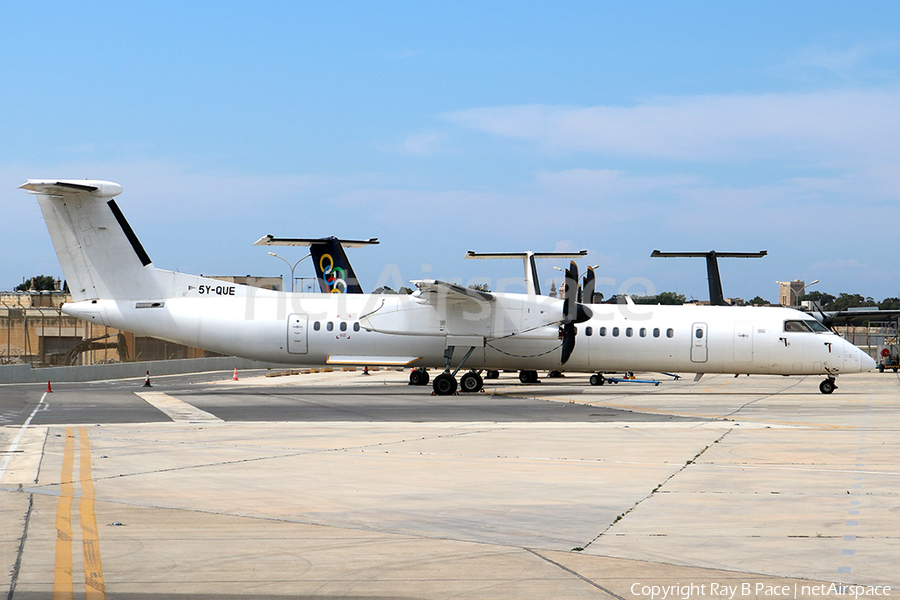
[798,279,820,308]
[267,252,311,293]
[776,279,819,307]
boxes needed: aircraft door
[691,322,708,363]
[287,314,309,354]
[733,322,753,363]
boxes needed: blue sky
[4,1,899,302]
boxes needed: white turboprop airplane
[21,179,875,395]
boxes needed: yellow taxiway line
[52,426,106,599]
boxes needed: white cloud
[441,89,900,163]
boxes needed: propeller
[814,305,838,332]
[560,261,593,365]
[582,266,596,304]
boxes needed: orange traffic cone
[232,367,239,381]
[46,381,53,393]
[143,371,152,387]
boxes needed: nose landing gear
[819,377,837,394]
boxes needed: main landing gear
[409,368,430,386]
[428,345,484,396]
[819,377,837,394]
[518,370,540,384]
[410,365,487,394]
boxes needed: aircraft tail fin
[309,237,364,293]
[21,180,166,302]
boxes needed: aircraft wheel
[433,373,458,396]
[409,369,430,386]
[460,371,483,393]
[589,373,604,386]
[485,370,500,380]
[519,370,539,384]
[819,379,836,394]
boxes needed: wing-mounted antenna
[650,250,767,306]
[465,250,588,295]
[254,235,378,293]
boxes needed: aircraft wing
[811,308,900,326]
[411,279,494,304]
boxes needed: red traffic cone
[232,367,239,381]
[46,381,53,393]
[143,371,152,387]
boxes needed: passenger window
[640,328,647,338]
[340,322,347,332]
[313,321,320,331]
[626,327,633,337]
[653,328,660,338]
[695,328,703,339]
[327,322,334,332]
[613,327,620,337]
[667,328,674,338]
[585,326,593,337]
[599,327,607,337]
[353,322,360,332]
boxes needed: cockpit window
[805,319,830,332]
[784,320,812,332]
[784,319,829,333]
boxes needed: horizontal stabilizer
[20,179,123,198]
[254,235,379,248]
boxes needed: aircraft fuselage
[63,274,871,377]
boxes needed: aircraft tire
[819,379,836,394]
[485,370,500,380]
[589,373,604,386]
[433,373,457,396]
[409,369,430,386]
[518,370,539,384]
[460,371,483,393]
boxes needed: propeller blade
[563,261,579,323]
[817,307,837,332]
[582,267,596,304]
[560,322,576,365]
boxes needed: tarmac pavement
[1,368,897,599]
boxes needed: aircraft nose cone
[861,350,877,372]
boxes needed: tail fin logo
[319,254,348,293]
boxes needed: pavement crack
[582,427,735,549]
[5,492,34,600]
[524,548,627,599]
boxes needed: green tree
[800,290,835,309]
[15,275,58,292]
[830,293,876,311]
[748,296,769,306]
[879,297,900,310]
[632,291,685,305]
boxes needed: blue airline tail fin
[253,235,378,293]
